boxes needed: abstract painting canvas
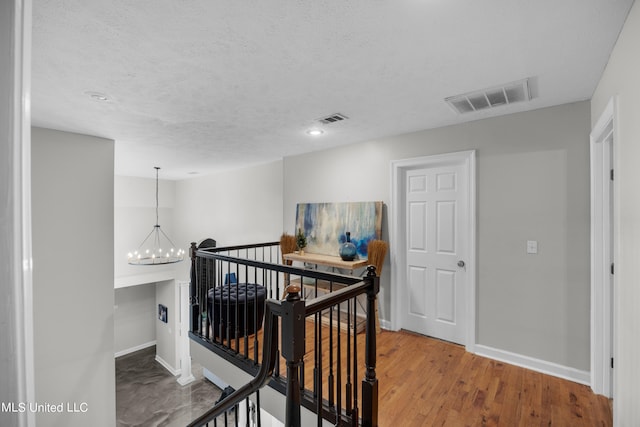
[295,201,383,259]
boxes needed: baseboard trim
[115,340,156,358]
[177,374,196,386]
[203,367,229,390]
[474,344,590,386]
[155,354,180,376]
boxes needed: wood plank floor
[216,324,612,426]
[373,329,612,427]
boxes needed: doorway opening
[590,97,616,398]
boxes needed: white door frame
[590,97,616,397]
[390,150,476,352]
[2,2,35,427]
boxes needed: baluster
[216,260,223,343]
[202,257,208,338]
[190,242,200,334]
[352,294,358,427]
[315,311,322,426]
[256,390,261,427]
[234,404,238,427]
[202,256,208,337]
[328,302,335,410]
[336,300,343,426]
[243,280,249,358]
[206,258,214,341]
[346,294,353,420]
[244,397,250,427]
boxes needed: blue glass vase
[339,232,357,261]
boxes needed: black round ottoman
[207,283,266,340]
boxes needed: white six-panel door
[392,151,474,347]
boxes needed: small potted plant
[296,228,307,255]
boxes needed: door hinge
[611,357,614,369]
[611,169,614,181]
[611,263,615,275]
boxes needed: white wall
[31,128,115,427]
[114,284,156,356]
[173,160,284,280]
[155,280,180,373]
[591,1,640,424]
[283,102,591,373]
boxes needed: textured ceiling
[31,0,634,180]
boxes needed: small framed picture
[158,304,168,323]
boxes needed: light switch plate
[527,240,538,254]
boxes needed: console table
[283,251,368,333]
[282,252,368,273]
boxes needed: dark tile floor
[116,346,222,427]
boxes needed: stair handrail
[187,297,282,427]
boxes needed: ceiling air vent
[445,78,531,114]
[317,113,349,124]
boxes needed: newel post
[281,285,305,427]
[189,242,199,333]
[362,266,379,427]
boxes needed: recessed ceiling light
[85,91,109,101]
[306,128,324,136]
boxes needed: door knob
[457,260,465,268]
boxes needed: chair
[367,240,388,334]
[280,233,298,298]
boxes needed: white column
[177,281,195,385]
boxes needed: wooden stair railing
[188,242,380,427]
[187,296,281,427]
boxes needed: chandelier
[127,167,185,265]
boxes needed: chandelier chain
[155,166,160,226]
[127,166,184,265]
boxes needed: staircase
[187,241,380,426]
